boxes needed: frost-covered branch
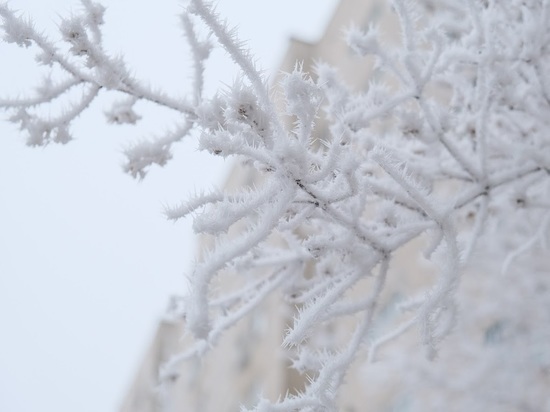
[2,0,550,411]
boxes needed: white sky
[0,1,339,411]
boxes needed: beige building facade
[119,1,550,411]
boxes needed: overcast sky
[0,1,338,411]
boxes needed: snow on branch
[2,0,550,410]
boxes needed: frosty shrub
[1,0,549,410]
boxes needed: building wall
[118,1,550,411]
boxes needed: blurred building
[119,1,550,411]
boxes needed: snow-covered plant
[1,0,549,410]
